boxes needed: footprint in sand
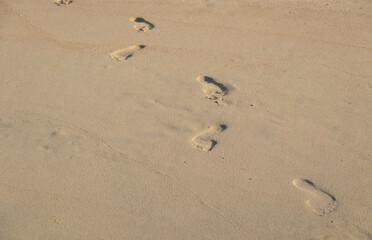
[54,0,73,6]
[292,179,337,216]
[197,76,228,105]
[191,124,227,152]
[110,45,145,61]
[130,17,154,33]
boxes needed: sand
[0,0,371,239]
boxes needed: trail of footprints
[50,3,343,222]
[109,17,154,61]
[190,76,229,152]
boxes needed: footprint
[130,17,154,32]
[110,45,145,61]
[54,0,73,6]
[191,124,227,152]
[197,76,228,105]
[292,179,337,216]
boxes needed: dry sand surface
[1,0,372,239]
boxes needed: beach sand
[0,0,371,239]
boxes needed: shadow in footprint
[209,140,218,151]
[208,124,227,151]
[125,45,145,60]
[219,124,228,131]
[302,180,336,201]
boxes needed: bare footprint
[110,45,145,61]
[292,179,337,216]
[191,124,227,152]
[197,76,228,105]
[54,0,73,6]
[130,17,154,32]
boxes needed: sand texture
[0,0,372,239]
